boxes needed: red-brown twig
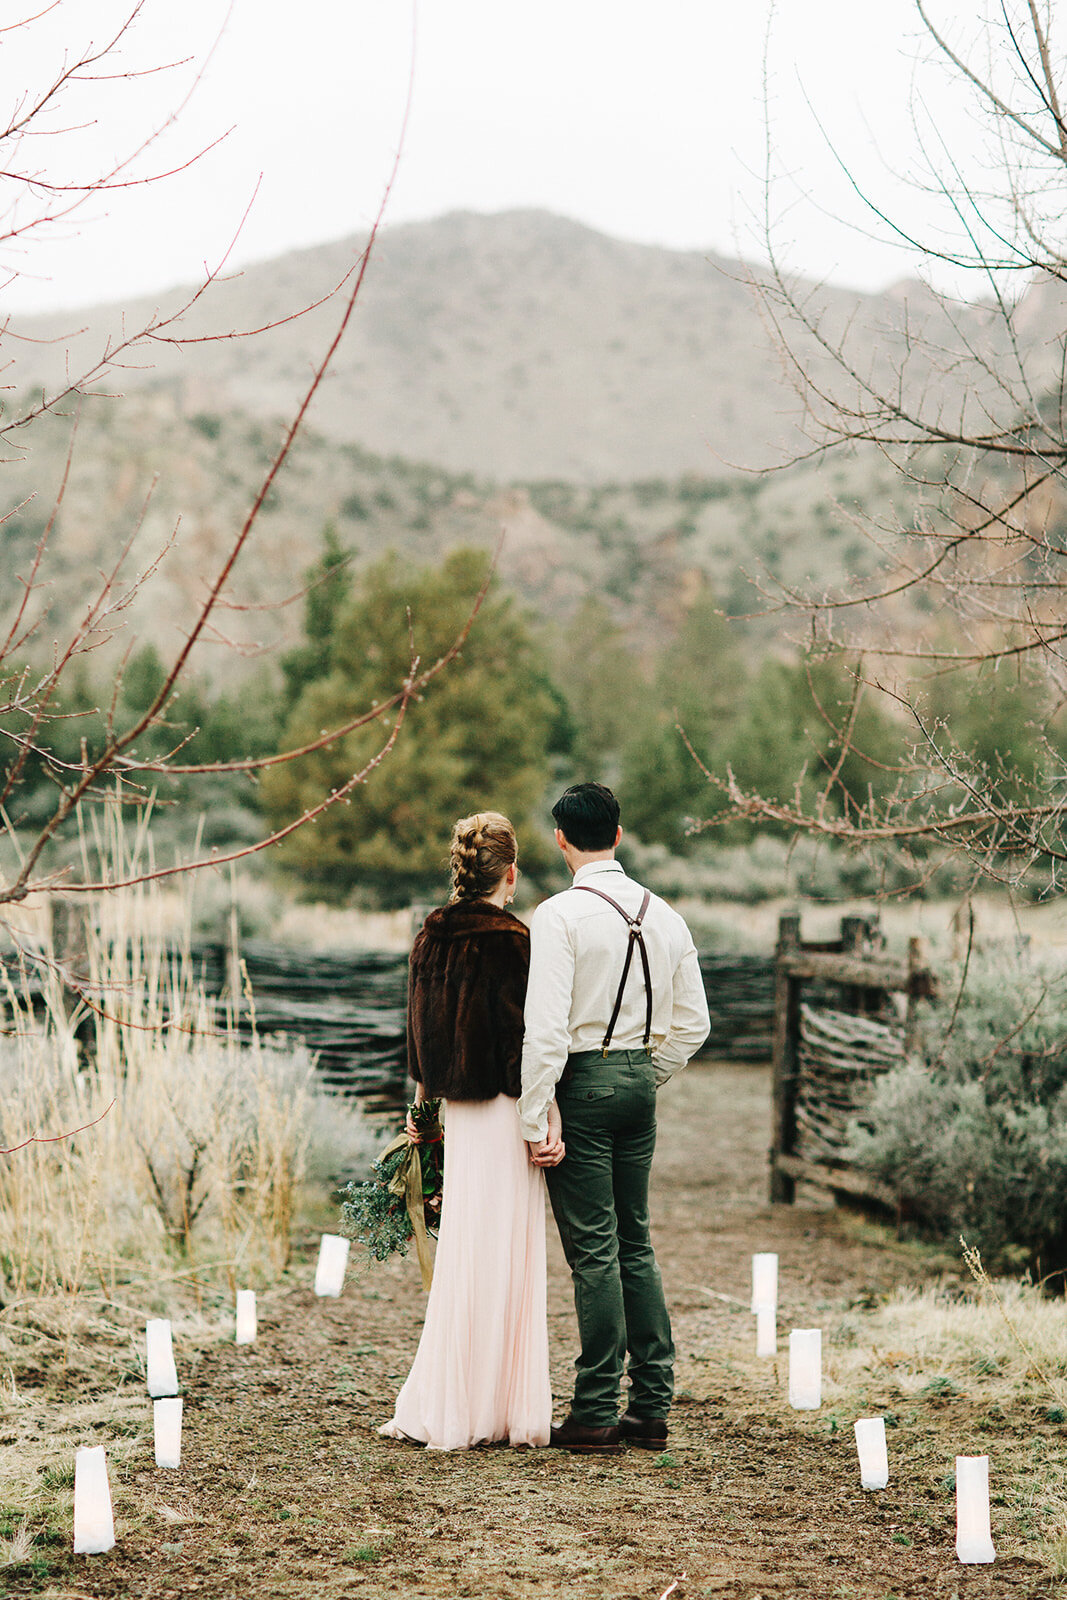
[0,12,422,905]
[0,1097,115,1156]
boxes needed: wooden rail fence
[192,941,410,1102]
[697,954,776,1059]
[770,913,936,1208]
[5,909,937,1173]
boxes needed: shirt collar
[572,859,625,886]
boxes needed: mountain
[0,382,906,683]
[3,210,1051,690]
[5,209,1003,484]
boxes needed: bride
[378,811,563,1450]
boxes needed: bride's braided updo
[448,811,517,903]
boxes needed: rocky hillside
[5,209,1052,686]
[0,385,912,680]
[6,209,1006,484]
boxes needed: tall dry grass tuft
[0,801,315,1307]
[809,1266,1067,1575]
[823,1278,1067,1410]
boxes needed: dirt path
[26,1063,1060,1599]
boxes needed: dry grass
[0,806,383,1308]
[264,885,1067,960]
[0,1298,160,1582]
[17,879,1062,963]
[0,814,387,1585]
[0,962,314,1306]
[672,891,1067,958]
[268,899,414,952]
[704,1268,1067,1577]
[823,1278,1067,1409]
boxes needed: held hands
[527,1099,565,1168]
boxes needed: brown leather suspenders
[572,884,653,1055]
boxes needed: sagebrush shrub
[848,950,1067,1268]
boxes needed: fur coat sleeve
[406,901,530,1101]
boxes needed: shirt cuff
[518,1107,549,1142]
[651,1045,686,1086]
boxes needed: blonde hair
[448,811,517,903]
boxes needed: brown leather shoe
[549,1415,624,1455]
[619,1411,668,1450]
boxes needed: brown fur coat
[406,901,529,1101]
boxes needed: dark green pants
[545,1048,674,1427]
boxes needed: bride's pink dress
[378,1094,551,1450]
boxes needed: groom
[518,782,710,1454]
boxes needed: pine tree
[260,549,559,901]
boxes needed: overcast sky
[3,0,996,313]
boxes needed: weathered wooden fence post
[839,914,866,1014]
[49,893,90,1021]
[840,914,884,1012]
[903,935,937,1052]
[768,913,936,1209]
[770,912,801,1203]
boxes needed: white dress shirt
[517,860,711,1141]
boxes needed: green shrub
[847,951,1067,1268]
[341,492,369,521]
[622,834,958,905]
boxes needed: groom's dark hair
[552,782,620,852]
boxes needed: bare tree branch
[704,1,1067,885]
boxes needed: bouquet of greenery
[341,1099,444,1289]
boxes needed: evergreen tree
[260,549,558,901]
[120,643,167,714]
[619,582,746,850]
[725,653,901,828]
[280,525,355,712]
[921,666,1051,810]
[555,597,650,774]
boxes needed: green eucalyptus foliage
[342,1100,444,1262]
